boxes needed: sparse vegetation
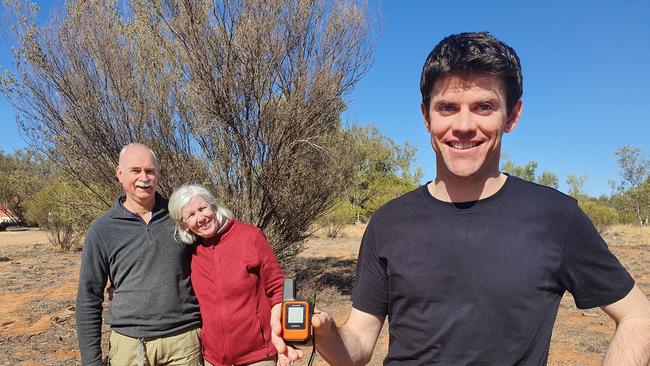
[0,149,49,226]
[502,159,559,189]
[1,0,376,263]
[578,198,619,234]
[317,124,422,238]
[610,146,650,226]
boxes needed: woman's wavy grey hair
[168,184,233,245]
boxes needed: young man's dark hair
[420,31,523,116]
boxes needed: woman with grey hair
[168,184,284,366]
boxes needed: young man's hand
[270,302,304,365]
[270,303,337,365]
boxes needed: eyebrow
[475,98,501,106]
[432,100,457,108]
[126,166,157,171]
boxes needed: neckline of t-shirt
[419,174,513,213]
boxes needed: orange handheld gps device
[281,277,313,345]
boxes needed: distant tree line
[502,145,650,233]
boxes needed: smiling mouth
[136,182,151,189]
[447,141,482,150]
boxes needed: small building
[0,202,18,225]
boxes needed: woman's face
[181,196,219,239]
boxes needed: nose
[196,213,207,225]
[452,107,476,136]
[138,170,149,181]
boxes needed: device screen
[288,306,304,324]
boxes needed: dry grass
[605,224,650,245]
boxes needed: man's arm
[601,285,650,366]
[76,228,109,366]
[312,307,385,366]
[272,305,384,366]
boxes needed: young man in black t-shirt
[271,32,650,365]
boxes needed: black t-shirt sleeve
[558,206,634,309]
[351,220,389,316]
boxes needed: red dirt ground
[0,224,648,365]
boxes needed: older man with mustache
[76,143,202,366]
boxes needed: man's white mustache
[136,182,151,188]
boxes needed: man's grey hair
[118,143,159,169]
[168,184,234,245]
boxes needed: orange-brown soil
[0,224,648,365]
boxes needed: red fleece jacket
[191,220,284,366]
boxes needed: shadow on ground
[285,256,357,296]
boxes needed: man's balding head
[118,143,159,169]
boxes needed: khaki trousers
[204,357,276,366]
[108,327,202,366]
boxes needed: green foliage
[22,168,103,251]
[577,198,618,234]
[610,146,650,226]
[611,178,650,226]
[347,124,422,217]
[502,160,537,182]
[566,173,587,198]
[0,149,103,250]
[364,174,419,215]
[501,160,559,189]
[566,173,621,231]
[537,172,559,190]
[614,146,648,188]
[24,182,80,251]
[317,124,422,236]
[0,149,49,225]
[317,199,356,238]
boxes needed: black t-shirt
[352,175,634,365]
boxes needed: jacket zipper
[212,244,233,365]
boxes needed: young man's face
[116,145,159,208]
[421,74,522,182]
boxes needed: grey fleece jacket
[75,194,201,366]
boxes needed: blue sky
[1,0,649,197]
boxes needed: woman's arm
[256,230,284,304]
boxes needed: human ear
[115,165,123,182]
[421,101,431,130]
[504,100,523,133]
